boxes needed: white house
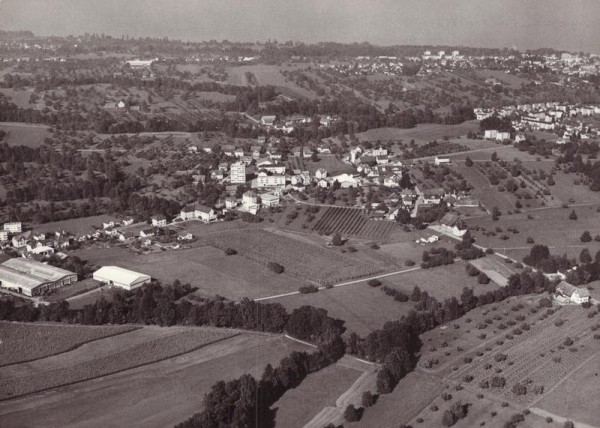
[496,131,511,141]
[0,230,8,242]
[151,216,167,227]
[555,281,590,305]
[261,115,277,126]
[434,157,450,165]
[261,192,280,207]
[315,168,328,180]
[438,212,467,237]
[180,204,216,223]
[484,129,498,139]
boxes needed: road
[254,266,421,302]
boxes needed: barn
[93,266,151,291]
[0,258,77,297]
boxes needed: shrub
[224,248,237,255]
[268,262,284,274]
[581,231,592,242]
[563,337,573,346]
[405,259,416,266]
[343,404,362,422]
[478,272,490,284]
[512,382,527,395]
[361,391,376,407]
[569,210,578,220]
[367,279,382,287]
[299,285,319,294]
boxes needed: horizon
[0,0,599,54]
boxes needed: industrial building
[0,258,77,297]
[93,266,151,291]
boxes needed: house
[317,178,329,188]
[438,212,467,237]
[434,157,450,165]
[140,228,155,238]
[178,232,193,241]
[254,173,286,188]
[422,189,445,205]
[261,115,277,126]
[12,231,31,248]
[372,147,388,157]
[496,131,511,141]
[222,145,236,156]
[122,217,134,226]
[151,216,167,227]
[555,281,590,305]
[234,148,245,158]
[29,245,55,257]
[230,161,247,184]
[242,190,259,210]
[261,192,280,207]
[262,164,286,175]
[315,168,328,180]
[251,146,262,158]
[225,197,238,209]
[384,175,402,188]
[332,173,359,189]
[196,205,217,223]
[0,230,8,242]
[4,222,22,234]
[103,221,115,229]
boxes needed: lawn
[0,123,50,148]
[273,361,363,428]
[536,353,600,426]
[0,322,139,366]
[73,244,309,300]
[0,326,237,399]
[0,332,310,428]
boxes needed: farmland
[357,121,479,143]
[0,332,311,428]
[29,214,120,236]
[0,326,236,400]
[0,122,50,148]
[312,207,401,240]
[0,322,139,367]
[201,229,382,285]
[74,244,309,300]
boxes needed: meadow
[357,121,479,143]
[0,122,50,148]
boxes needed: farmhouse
[151,216,167,227]
[180,204,217,223]
[93,266,151,291]
[0,258,77,297]
[555,281,590,305]
[434,157,450,165]
[261,115,277,126]
[438,212,467,237]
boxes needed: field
[535,353,600,426]
[201,229,382,286]
[357,121,479,143]
[0,332,311,428]
[0,326,236,400]
[74,244,309,300]
[225,64,318,99]
[273,357,366,428]
[0,322,139,367]
[0,122,50,148]
[312,207,400,240]
[30,214,120,236]
[469,256,518,286]
[466,205,600,260]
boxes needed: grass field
[0,322,139,367]
[30,214,120,236]
[274,360,363,428]
[354,371,444,427]
[0,326,236,400]
[0,332,310,428]
[201,229,382,286]
[535,353,600,426]
[466,205,600,260]
[357,121,479,143]
[225,64,318,99]
[0,122,50,148]
[73,244,309,300]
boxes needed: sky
[0,0,598,53]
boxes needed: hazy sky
[0,0,598,53]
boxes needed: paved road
[254,266,421,302]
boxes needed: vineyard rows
[313,207,399,240]
[203,229,381,285]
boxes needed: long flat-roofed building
[0,258,77,297]
[93,266,151,291]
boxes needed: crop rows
[0,323,140,367]
[0,329,235,400]
[203,229,381,285]
[313,207,367,237]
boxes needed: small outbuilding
[93,266,151,291]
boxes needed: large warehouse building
[0,258,77,297]
[93,266,151,291]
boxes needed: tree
[361,391,376,407]
[491,152,498,162]
[580,248,592,264]
[367,279,382,287]
[492,206,501,221]
[465,156,473,167]
[343,404,361,422]
[569,210,578,220]
[410,286,422,302]
[331,232,343,246]
[442,410,457,427]
[580,231,592,242]
[268,262,284,274]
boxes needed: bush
[343,404,362,422]
[224,248,237,255]
[367,279,382,288]
[478,272,490,284]
[512,382,527,395]
[581,231,592,242]
[405,259,416,266]
[361,391,376,407]
[569,210,578,220]
[268,262,284,274]
[299,285,319,294]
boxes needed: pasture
[466,205,600,260]
[73,244,309,300]
[535,353,600,426]
[30,214,120,236]
[0,322,139,367]
[201,229,382,286]
[225,64,318,99]
[357,121,479,143]
[0,123,50,148]
[0,332,310,428]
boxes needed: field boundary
[0,324,142,369]
[0,332,241,402]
